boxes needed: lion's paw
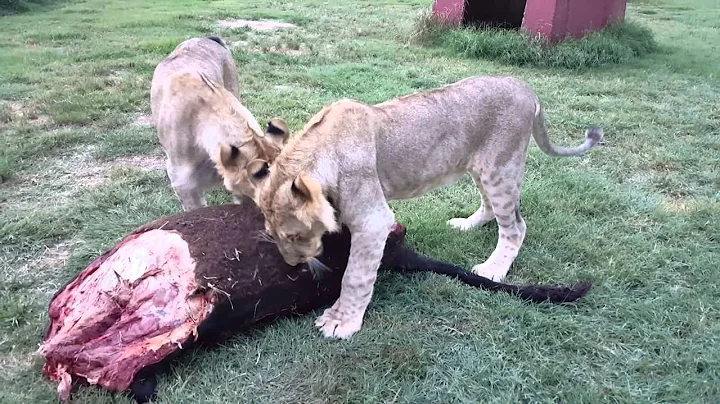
[315,307,363,340]
[472,262,508,282]
[447,218,475,231]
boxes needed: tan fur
[150,36,289,211]
[254,76,604,339]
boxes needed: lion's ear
[291,175,339,233]
[266,118,290,144]
[301,105,331,132]
[246,121,264,138]
[291,175,322,203]
[247,159,270,185]
[219,144,241,171]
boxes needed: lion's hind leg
[447,174,496,231]
[166,159,219,211]
[467,161,527,282]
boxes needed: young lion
[251,75,604,339]
[151,36,289,211]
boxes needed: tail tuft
[532,104,604,157]
[586,127,604,144]
[553,281,592,303]
[519,281,592,304]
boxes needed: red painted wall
[432,0,627,42]
[432,0,465,24]
[523,0,627,41]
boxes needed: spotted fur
[253,76,604,339]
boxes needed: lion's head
[173,71,289,202]
[214,113,290,201]
[254,173,340,266]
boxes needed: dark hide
[39,204,591,402]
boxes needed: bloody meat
[38,203,591,402]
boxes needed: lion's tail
[390,245,591,304]
[531,98,604,157]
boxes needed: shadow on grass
[0,0,68,16]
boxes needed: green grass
[0,0,719,403]
[410,11,659,70]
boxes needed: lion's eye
[287,234,309,243]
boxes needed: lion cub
[150,36,289,211]
[250,76,604,339]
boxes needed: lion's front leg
[315,208,394,339]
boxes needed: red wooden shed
[432,0,627,42]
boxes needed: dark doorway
[462,0,528,29]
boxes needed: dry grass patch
[231,40,307,56]
[218,19,296,31]
[0,101,50,126]
[659,198,718,213]
[112,153,165,172]
[35,240,79,271]
[3,145,165,214]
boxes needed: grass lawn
[1,0,718,402]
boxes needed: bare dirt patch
[658,197,720,213]
[29,239,88,298]
[626,171,653,186]
[112,153,165,171]
[3,146,166,214]
[658,198,711,213]
[0,238,84,291]
[661,198,691,212]
[218,19,296,31]
[648,162,681,173]
[9,145,107,211]
[0,101,50,126]
[36,240,83,271]
[230,40,306,56]
[265,44,305,56]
